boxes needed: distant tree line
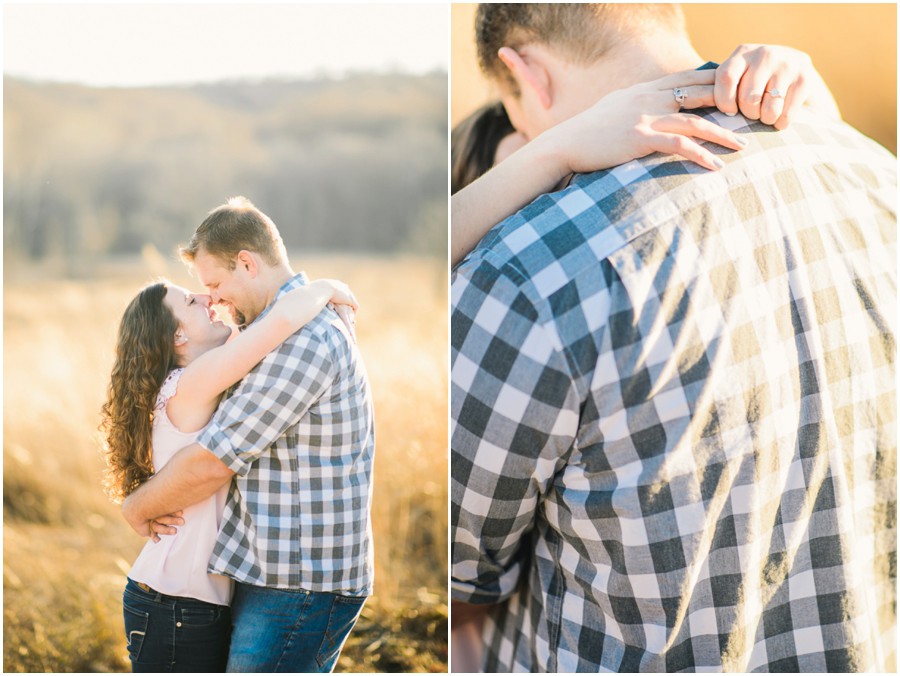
[3,72,448,267]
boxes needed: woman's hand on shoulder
[317,279,358,312]
[541,68,747,175]
[300,279,358,341]
[278,279,358,320]
[715,44,841,129]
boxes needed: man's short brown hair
[476,4,686,92]
[181,196,288,269]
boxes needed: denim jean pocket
[180,606,223,627]
[315,595,366,670]
[123,603,150,663]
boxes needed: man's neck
[261,264,296,309]
[554,34,704,123]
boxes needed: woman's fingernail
[725,111,737,117]
[713,157,725,169]
[735,136,748,147]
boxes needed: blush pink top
[128,368,233,606]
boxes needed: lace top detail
[154,368,184,413]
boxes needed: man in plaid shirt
[124,197,375,672]
[452,4,896,672]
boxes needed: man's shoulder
[453,182,620,306]
[453,109,896,306]
[222,313,348,401]
[280,309,351,357]
[453,112,739,291]
[688,109,896,180]
[238,311,343,383]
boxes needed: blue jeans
[226,582,367,673]
[122,578,231,672]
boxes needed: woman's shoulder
[154,368,185,412]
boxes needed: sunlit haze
[4,3,448,87]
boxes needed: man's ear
[498,46,552,109]
[236,250,259,278]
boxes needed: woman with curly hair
[100,277,357,672]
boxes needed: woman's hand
[540,68,747,176]
[715,44,841,129]
[319,279,359,312]
[312,279,358,342]
[332,304,357,343]
[274,279,358,333]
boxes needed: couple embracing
[101,196,375,672]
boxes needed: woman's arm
[451,69,743,267]
[172,279,357,426]
[451,45,839,268]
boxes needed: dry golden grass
[3,253,448,673]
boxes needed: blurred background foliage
[4,70,448,277]
[452,3,897,155]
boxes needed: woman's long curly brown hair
[99,281,180,503]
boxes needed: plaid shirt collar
[244,271,310,328]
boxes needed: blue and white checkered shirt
[199,273,375,595]
[451,111,896,671]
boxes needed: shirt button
[176,622,182,628]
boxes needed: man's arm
[451,262,580,606]
[122,318,338,538]
[122,442,234,536]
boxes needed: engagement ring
[765,88,785,98]
[673,87,688,106]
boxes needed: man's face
[191,249,257,326]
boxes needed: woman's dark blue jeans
[122,578,231,673]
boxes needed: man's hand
[119,443,233,540]
[122,494,185,541]
[121,492,150,537]
[148,512,185,543]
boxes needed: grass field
[3,253,448,672]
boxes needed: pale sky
[3,3,449,87]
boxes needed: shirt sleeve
[451,261,581,604]
[197,325,336,476]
